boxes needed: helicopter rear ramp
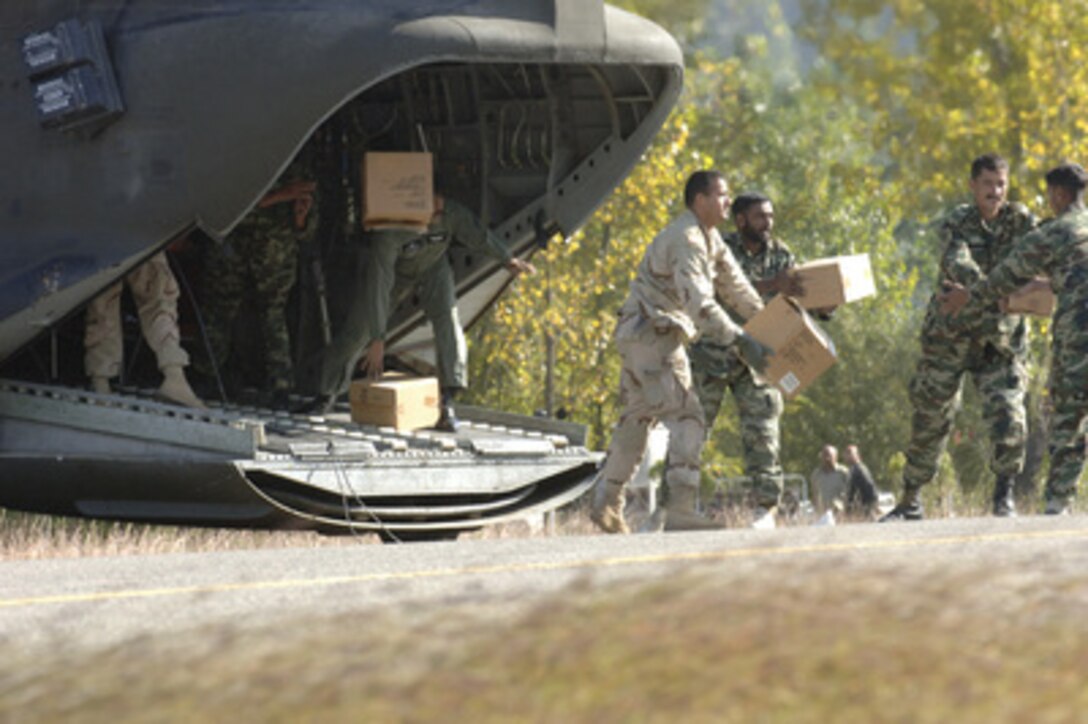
[0,380,598,538]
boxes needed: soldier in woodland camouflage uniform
[689,192,804,518]
[200,148,318,405]
[882,154,1037,521]
[942,162,1088,515]
[590,171,771,534]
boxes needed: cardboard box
[793,253,876,309]
[361,151,433,230]
[743,296,837,398]
[349,375,440,430]
[1006,278,1056,316]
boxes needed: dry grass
[2,557,1086,722]
[1,492,1069,560]
[0,505,615,560]
[0,510,375,560]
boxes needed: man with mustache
[882,153,1038,520]
[940,162,1088,515]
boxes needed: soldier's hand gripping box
[1005,277,1056,316]
[349,375,440,431]
[743,296,837,399]
[361,151,434,231]
[792,253,876,309]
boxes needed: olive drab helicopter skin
[0,1,683,538]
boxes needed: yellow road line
[2,527,1086,610]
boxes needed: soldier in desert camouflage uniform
[200,147,319,406]
[689,192,803,520]
[942,162,1088,515]
[84,251,205,408]
[882,154,1037,521]
[590,171,772,534]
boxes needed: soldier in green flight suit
[314,193,534,429]
[882,153,1038,521]
[688,192,806,525]
[941,162,1088,516]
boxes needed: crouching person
[591,171,771,533]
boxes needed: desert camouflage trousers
[202,222,300,389]
[1044,339,1088,504]
[689,339,784,508]
[902,332,1027,491]
[84,252,189,378]
[599,315,707,495]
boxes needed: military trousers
[599,315,707,494]
[84,252,189,379]
[393,249,468,392]
[902,331,1027,491]
[689,339,784,508]
[200,223,300,389]
[314,231,466,398]
[1044,341,1088,505]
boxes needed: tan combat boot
[664,483,722,531]
[158,365,207,409]
[590,478,630,534]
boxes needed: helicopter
[0,0,683,539]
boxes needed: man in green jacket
[314,194,533,429]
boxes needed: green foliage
[609,0,713,42]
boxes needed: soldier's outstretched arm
[673,230,744,345]
[359,231,404,345]
[975,226,1057,302]
[443,200,514,264]
[953,227,1055,316]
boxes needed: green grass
[2,557,1086,722]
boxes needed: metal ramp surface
[0,380,599,536]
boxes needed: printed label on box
[777,372,801,396]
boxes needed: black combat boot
[991,475,1017,517]
[293,394,333,415]
[435,387,461,432]
[879,486,924,522]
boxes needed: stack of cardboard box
[353,152,437,429]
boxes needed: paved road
[2,514,1087,654]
